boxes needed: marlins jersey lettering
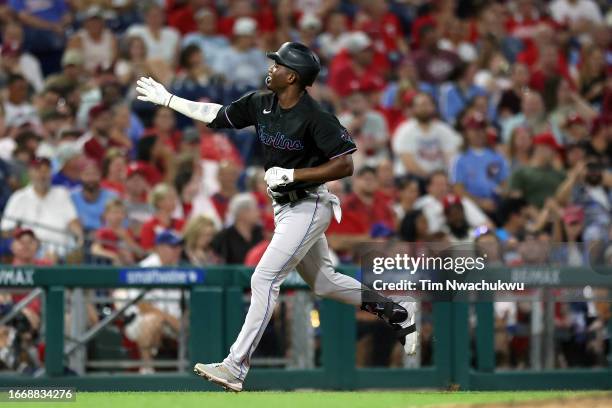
[208,90,357,193]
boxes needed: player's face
[266,63,297,91]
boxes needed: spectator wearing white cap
[126,3,180,67]
[74,6,117,73]
[50,141,84,190]
[328,31,386,98]
[284,13,322,50]
[211,17,269,90]
[1,156,83,257]
[182,8,229,73]
[317,11,352,60]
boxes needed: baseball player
[135,42,418,392]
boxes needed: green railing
[0,265,610,391]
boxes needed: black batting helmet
[266,42,321,87]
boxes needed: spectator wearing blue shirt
[182,8,229,74]
[170,45,221,129]
[439,63,488,126]
[71,160,117,233]
[10,0,71,75]
[211,17,269,93]
[452,113,508,213]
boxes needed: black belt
[273,189,310,205]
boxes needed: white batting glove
[264,167,294,189]
[136,76,172,107]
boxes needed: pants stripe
[237,194,320,380]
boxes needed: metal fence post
[45,286,65,376]
[189,287,224,367]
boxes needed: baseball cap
[195,8,214,21]
[299,13,322,31]
[532,132,560,151]
[233,17,257,36]
[84,5,105,20]
[126,162,148,179]
[463,113,487,129]
[344,32,372,54]
[55,142,83,169]
[1,43,21,58]
[155,230,183,246]
[442,194,463,211]
[564,113,586,127]
[62,49,84,67]
[29,156,52,167]
[14,228,37,240]
[89,104,111,123]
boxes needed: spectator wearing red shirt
[133,135,168,185]
[81,105,116,166]
[505,0,552,41]
[100,148,128,196]
[145,106,182,152]
[165,0,214,35]
[353,0,407,59]
[528,44,571,93]
[196,124,243,165]
[92,198,142,265]
[327,166,396,255]
[412,24,461,85]
[328,32,387,98]
[211,160,240,223]
[140,183,185,250]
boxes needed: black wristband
[166,94,174,108]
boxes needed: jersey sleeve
[208,91,257,130]
[311,112,357,160]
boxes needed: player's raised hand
[136,76,172,106]
[264,167,294,189]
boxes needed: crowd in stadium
[0,0,610,373]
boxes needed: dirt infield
[453,394,612,408]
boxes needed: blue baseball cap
[155,230,183,246]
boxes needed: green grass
[2,391,610,408]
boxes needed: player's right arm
[136,76,222,123]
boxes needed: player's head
[265,42,321,91]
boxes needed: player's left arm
[265,114,357,189]
[293,155,354,183]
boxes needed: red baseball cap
[463,113,487,130]
[29,156,52,167]
[14,228,37,240]
[126,162,147,178]
[442,194,463,211]
[1,43,21,58]
[565,113,586,127]
[88,104,111,123]
[532,132,560,151]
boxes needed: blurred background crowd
[0,0,610,375]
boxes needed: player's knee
[250,268,276,289]
[313,283,335,298]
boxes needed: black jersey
[208,90,357,193]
